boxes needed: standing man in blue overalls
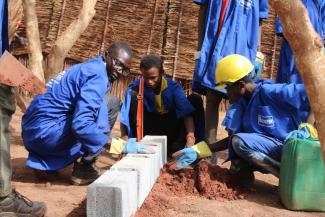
[276,0,325,84]
[192,0,268,148]
[275,0,325,126]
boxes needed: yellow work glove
[299,123,318,138]
[109,138,126,154]
[192,141,213,158]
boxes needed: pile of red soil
[155,166,198,196]
[135,161,244,217]
[196,161,243,200]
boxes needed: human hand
[123,138,155,154]
[185,134,196,148]
[285,129,310,142]
[120,135,129,141]
[169,148,198,170]
[169,141,212,170]
[284,123,318,142]
[109,138,155,154]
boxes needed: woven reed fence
[11,0,282,103]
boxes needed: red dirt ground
[135,162,244,217]
[9,108,325,217]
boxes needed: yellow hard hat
[215,54,254,89]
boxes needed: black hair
[106,41,133,58]
[140,55,164,74]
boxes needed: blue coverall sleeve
[173,83,195,119]
[193,0,207,5]
[120,87,133,137]
[222,98,246,134]
[72,68,109,154]
[262,83,310,111]
[259,0,268,19]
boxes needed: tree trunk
[270,0,325,163]
[8,0,23,43]
[44,0,97,81]
[22,0,44,82]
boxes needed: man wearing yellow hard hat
[171,54,317,182]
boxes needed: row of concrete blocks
[87,136,167,217]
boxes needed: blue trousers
[231,133,282,177]
[105,94,121,131]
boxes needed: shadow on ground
[243,178,281,209]
[11,157,73,186]
[66,198,87,217]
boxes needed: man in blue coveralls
[192,0,268,148]
[22,42,144,185]
[171,55,312,181]
[120,55,205,156]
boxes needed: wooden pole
[99,0,112,55]
[147,0,158,54]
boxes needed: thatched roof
[11,0,281,81]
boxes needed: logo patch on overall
[46,70,67,88]
[239,0,252,9]
[258,115,275,127]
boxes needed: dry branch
[44,0,97,81]
[270,0,325,163]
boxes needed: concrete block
[87,170,137,217]
[87,136,167,216]
[149,145,163,172]
[127,152,160,186]
[137,141,163,169]
[141,135,167,165]
[111,156,154,207]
